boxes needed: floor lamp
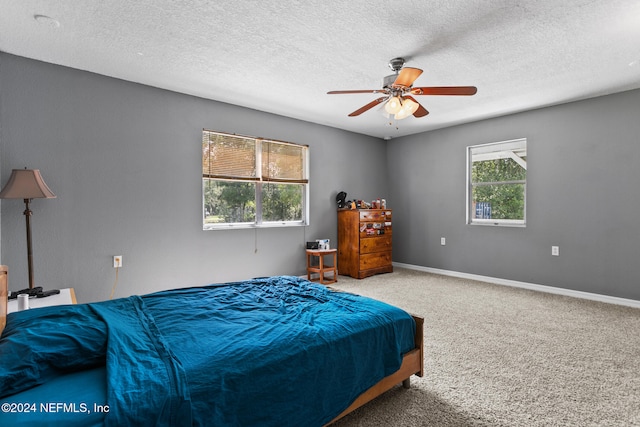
[0,168,56,293]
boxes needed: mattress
[0,276,415,426]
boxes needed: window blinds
[203,130,307,183]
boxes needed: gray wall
[388,89,640,301]
[3,53,639,303]
[0,53,388,302]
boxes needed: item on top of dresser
[17,294,29,311]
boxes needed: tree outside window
[467,139,527,226]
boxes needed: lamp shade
[0,169,56,200]
[384,96,402,114]
[394,97,420,120]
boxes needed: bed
[0,266,423,426]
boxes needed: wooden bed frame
[0,265,424,424]
[0,266,6,334]
[326,313,424,425]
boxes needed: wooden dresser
[338,209,393,279]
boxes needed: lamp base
[8,287,60,299]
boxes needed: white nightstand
[7,288,77,314]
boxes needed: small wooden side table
[306,249,338,284]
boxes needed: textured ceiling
[1,0,639,139]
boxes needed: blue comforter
[0,276,416,426]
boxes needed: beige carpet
[329,268,640,427]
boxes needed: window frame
[202,130,309,230]
[466,138,527,227]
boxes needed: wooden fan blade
[411,86,477,96]
[404,96,429,117]
[392,67,423,88]
[327,89,386,94]
[348,97,387,117]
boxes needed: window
[467,138,527,226]
[202,130,309,230]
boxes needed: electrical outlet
[552,246,559,256]
[113,255,123,268]
[441,237,446,246]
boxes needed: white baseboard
[393,262,640,309]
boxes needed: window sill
[204,222,308,231]
[468,220,526,228]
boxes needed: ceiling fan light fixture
[384,96,402,114]
[394,97,420,120]
[327,58,476,119]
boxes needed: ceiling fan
[327,57,477,120]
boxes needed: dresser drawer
[360,235,392,254]
[359,251,392,270]
[359,221,392,238]
[359,210,392,221]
